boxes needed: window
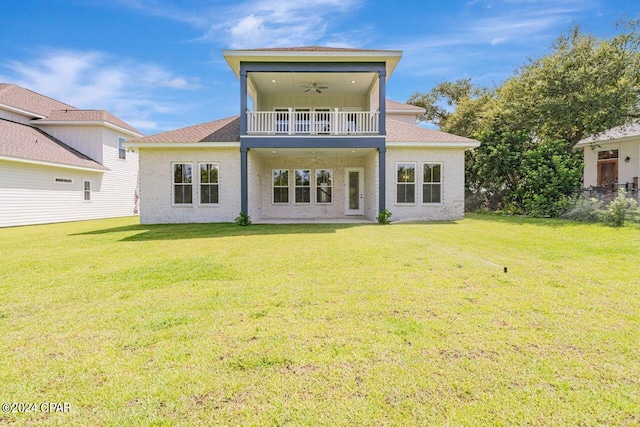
[173,163,193,204]
[199,163,219,204]
[316,169,333,203]
[118,137,126,159]
[396,163,416,204]
[423,163,442,204]
[598,149,618,160]
[294,169,311,203]
[83,180,91,201]
[273,169,289,203]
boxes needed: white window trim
[118,136,127,160]
[421,162,444,206]
[172,162,194,207]
[395,162,417,206]
[293,169,311,205]
[198,162,220,207]
[83,180,91,202]
[272,169,290,205]
[315,169,334,204]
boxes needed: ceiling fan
[301,81,328,93]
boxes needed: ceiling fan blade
[318,86,328,89]
[316,89,322,93]
[304,88,311,92]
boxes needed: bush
[377,209,392,225]
[560,197,603,222]
[598,190,639,227]
[234,211,252,226]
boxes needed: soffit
[249,72,375,96]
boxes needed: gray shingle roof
[129,115,477,145]
[575,121,640,147]
[0,118,108,170]
[131,116,240,143]
[386,99,425,113]
[34,109,142,135]
[0,84,75,117]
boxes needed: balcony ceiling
[249,72,376,96]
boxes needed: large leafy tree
[409,20,640,216]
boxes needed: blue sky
[0,0,636,135]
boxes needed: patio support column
[241,147,248,213]
[379,69,386,135]
[240,66,247,135]
[379,147,386,211]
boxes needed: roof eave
[0,154,109,172]
[31,120,143,137]
[0,102,46,119]
[222,49,403,80]
[386,141,481,149]
[124,141,241,149]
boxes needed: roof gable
[33,109,142,136]
[0,118,107,171]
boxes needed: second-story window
[118,137,126,159]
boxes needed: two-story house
[126,47,479,224]
[0,84,142,227]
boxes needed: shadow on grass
[465,213,604,228]
[71,222,373,241]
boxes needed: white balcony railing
[246,109,380,135]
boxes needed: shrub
[234,211,252,226]
[560,197,603,222]
[377,209,392,225]
[598,190,639,227]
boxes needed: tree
[407,78,489,134]
[409,20,640,216]
[495,20,640,147]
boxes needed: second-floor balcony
[247,109,380,136]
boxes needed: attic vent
[55,178,73,183]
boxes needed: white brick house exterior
[127,47,479,224]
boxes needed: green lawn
[0,215,638,426]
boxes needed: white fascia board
[0,155,108,172]
[386,110,424,114]
[32,120,143,138]
[0,103,46,119]
[386,141,481,148]
[575,135,640,148]
[124,142,241,149]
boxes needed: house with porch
[0,84,142,227]
[126,47,479,224]
[575,121,640,192]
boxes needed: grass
[0,214,638,426]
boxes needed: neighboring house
[126,47,479,224]
[0,84,142,227]
[575,122,640,191]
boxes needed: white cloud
[115,0,366,48]
[0,49,201,132]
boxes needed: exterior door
[597,159,618,189]
[345,167,364,215]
